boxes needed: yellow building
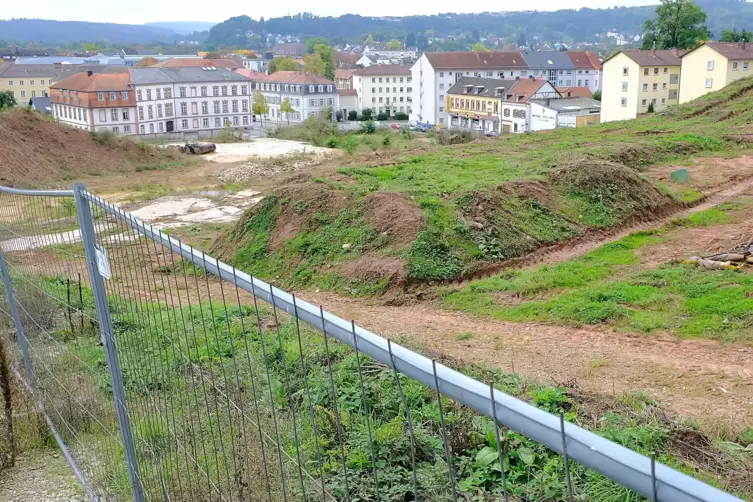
[601,49,684,123]
[0,64,62,104]
[446,77,510,133]
[679,42,753,103]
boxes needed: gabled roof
[353,64,411,76]
[568,51,602,70]
[507,78,559,103]
[0,64,63,78]
[338,88,358,96]
[424,51,527,69]
[50,72,131,92]
[271,43,305,55]
[521,50,575,70]
[154,58,242,69]
[447,77,518,97]
[234,68,269,81]
[556,86,593,98]
[129,67,251,84]
[604,49,686,67]
[684,41,753,61]
[259,71,335,85]
[531,97,601,111]
[335,69,356,79]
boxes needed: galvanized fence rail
[0,183,743,502]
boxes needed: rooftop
[531,96,601,111]
[353,64,412,76]
[50,71,131,92]
[154,58,243,69]
[338,88,358,96]
[424,51,527,69]
[567,51,602,70]
[129,66,251,85]
[606,49,686,67]
[556,86,593,98]
[447,77,519,97]
[255,71,335,85]
[521,50,575,70]
[335,69,357,79]
[0,64,63,78]
[691,41,753,61]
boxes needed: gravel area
[202,138,335,164]
[0,451,85,501]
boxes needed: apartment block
[679,41,753,103]
[353,64,412,117]
[0,64,62,103]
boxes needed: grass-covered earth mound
[217,78,753,295]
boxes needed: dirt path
[307,291,753,428]
[0,451,84,501]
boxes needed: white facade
[132,80,252,134]
[53,103,92,131]
[529,102,558,132]
[363,46,419,60]
[353,71,412,117]
[90,106,137,135]
[574,68,602,93]
[411,54,527,126]
[255,81,339,123]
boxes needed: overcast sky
[3,1,658,25]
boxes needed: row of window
[619,97,669,107]
[731,61,751,71]
[256,83,335,93]
[136,85,248,100]
[370,96,408,104]
[307,97,335,107]
[450,98,499,113]
[372,86,413,93]
[135,116,250,135]
[6,79,50,87]
[9,90,44,99]
[370,76,412,83]
[622,76,679,92]
[55,104,88,123]
[136,100,250,120]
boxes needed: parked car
[484,130,500,137]
[410,123,430,132]
[391,123,402,130]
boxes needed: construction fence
[0,184,742,502]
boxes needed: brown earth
[338,256,406,289]
[363,192,423,246]
[0,110,182,187]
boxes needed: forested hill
[205,0,751,48]
[0,18,181,44]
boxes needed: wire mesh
[0,185,744,502]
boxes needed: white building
[238,70,339,123]
[363,45,419,61]
[353,64,412,117]
[129,67,253,134]
[411,51,530,126]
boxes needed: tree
[592,90,602,101]
[347,110,358,121]
[303,53,325,76]
[641,0,711,50]
[0,90,16,108]
[305,36,328,54]
[721,28,753,42]
[314,44,335,80]
[280,97,296,124]
[134,56,158,68]
[361,108,373,120]
[472,42,489,52]
[82,42,100,52]
[365,34,375,46]
[388,39,402,50]
[252,91,269,125]
[268,56,299,73]
[203,51,222,59]
[404,32,417,47]
[647,101,655,113]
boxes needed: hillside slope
[217,77,753,296]
[0,18,179,43]
[0,110,182,187]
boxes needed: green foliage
[360,119,376,134]
[395,112,409,120]
[720,27,753,42]
[325,134,339,148]
[347,110,358,121]
[382,135,391,147]
[268,56,299,73]
[279,97,296,124]
[304,36,328,54]
[0,90,17,108]
[377,111,389,121]
[340,135,359,155]
[89,130,117,147]
[361,108,373,121]
[647,101,655,113]
[407,231,462,281]
[642,0,711,50]
[252,90,269,122]
[471,42,489,51]
[592,90,602,101]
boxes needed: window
[111,109,118,121]
[7,80,12,86]
[192,119,199,128]
[124,125,131,133]
[182,119,188,129]
[97,92,104,101]
[310,98,315,107]
[707,60,714,70]
[140,125,145,135]
[231,85,238,96]
[215,117,221,127]
[214,101,220,113]
[190,87,197,97]
[242,100,248,112]
[662,83,667,90]
[642,83,648,92]
[29,79,35,86]
[651,98,657,105]
[146,89,152,100]
[222,100,228,113]
[641,99,647,107]
[233,116,239,125]
[670,74,679,84]
[148,105,153,119]
[622,82,628,91]
[122,110,129,120]
[138,106,144,120]
[661,98,666,104]
[241,85,247,95]
[439,83,444,90]
[746,62,751,70]
[203,118,209,127]
[243,116,249,125]
[40,80,45,85]
[164,87,172,98]
[327,85,333,92]
[585,79,589,87]
[669,89,678,100]
[202,101,208,114]
[149,123,154,134]
[319,98,324,106]
[232,100,238,113]
[99,109,107,121]
[121,91,128,100]
[157,104,163,117]
[212,86,219,96]
[733,62,739,71]
[31,90,36,98]
[107,91,115,100]
[653,67,659,75]
[652,83,658,91]
[18,80,23,86]
[165,103,173,116]
[191,102,198,115]
[439,106,444,112]
[663,67,668,74]
[112,126,119,133]
[180,87,186,97]
[644,67,650,76]
[705,78,713,88]
[181,102,187,115]
[221,86,228,96]
[156,88,161,99]
[622,67,629,76]
[158,122,163,132]
[318,85,324,92]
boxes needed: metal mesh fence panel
[0,184,744,502]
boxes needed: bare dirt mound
[338,256,406,288]
[0,110,179,186]
[364,192,423,246]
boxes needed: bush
[347,110,358,121]
[377,112,389,121]
[361,108,373,121]
[395,112,409,120]
[325,134,339,148]
[360,120,376,134]
[89,130,117,147]
[382,135,391,147]
[401,128,414,140]
[592,90,602,101]
[647,101,655,113]
[341,135,359,155]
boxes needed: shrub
[325,134,339,148]
[89,130,117,147]
[361,108,373,120]
[382,135,391,147]
[360,120,376,134]
[401,128,414,140]
[341,135,359,155]
[647,101,655,113]
[395,112,409,120]
[377,112,389,121]
[347,110,358,121]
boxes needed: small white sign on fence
[95,245,112,280]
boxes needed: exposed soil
[306,291,753,429]
[0,451,84,501]
[363,192,423,246]
[338,256,406,289]
[648,155,753,193]
[0,110,181,187]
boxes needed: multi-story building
[568,51,603,94]
[601,49,684,123]
[129,67,253,134]
[242,71,339,123]
[363,45,419,61]
[0,64,63,103]
[153,58,243,69]
[353,64,412,117]
[50,71,136,135]
[410,52,529,126]
[335,69,356,90]
[679,41,753,103]
[447,77,559,134]
[520,50,577,87]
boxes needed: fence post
[73,184,145,502]
[0,247,36,388]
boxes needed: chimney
[87,70,93,77]
[651,41,656,57]
[672,47,678,57]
